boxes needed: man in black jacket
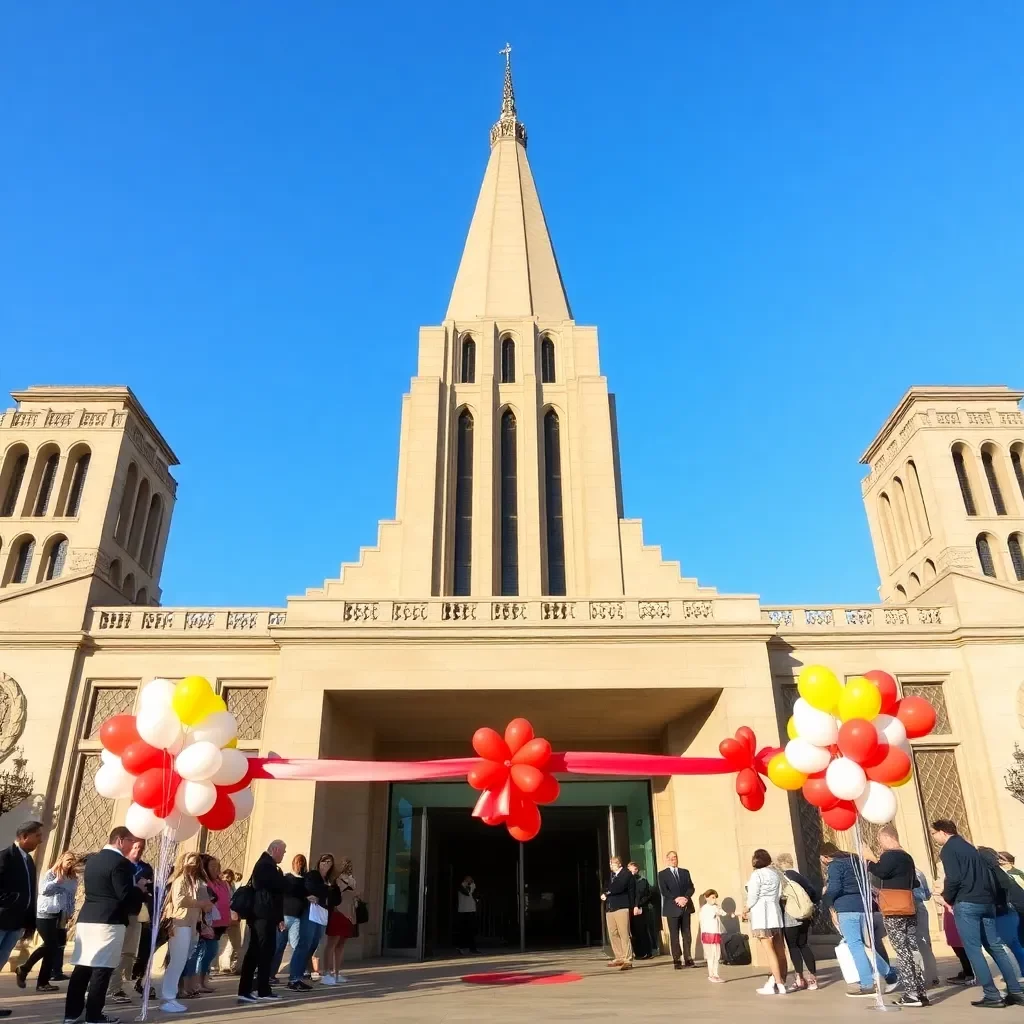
[627,862,653,959]
[932,819,1024,1009]
[601,856,636,970]
[658,850,696,969]
[237,839,286,1004]
[0,820,44,1020]
[63,826,147,1024]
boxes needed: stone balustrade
[760,605,952,630]
[89,608,287,635]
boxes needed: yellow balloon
[838,676,882,722]
[767,752,807,792]
[892,769,913,788]
[797,664,842,714]
[226,738,238,749]
[172,675,216,726]
[786,716,798,741]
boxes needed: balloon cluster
[719,727,773,811]
[94,677,255,842]
[766,667,936,829]
[468,719,560,842]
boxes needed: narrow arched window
[452,410,474,595]
[45,537,68,580]
[924,558,937,580]
[907,460,930,538]
[952,446,977,516]
[140,494,163,572]
[109,559,122,588]
[1012,446,1024,503]
[12,537,35,584]
[33,452,60,516]
[123,572,136,597]
[982,446,1007,515]
[892,477,914,552]
[1,452,28,517]
[977,534,997,578]
[878,493,900,569]
[460,337,476,384]
[909,572,921,592]
[136,586,148,605]
[64,451,90,517]
[501,337,516,383]
[895,585,907,601]
[541,337,556,383]
[115,463,139,543]
[1009,534,1024,582]
[500,410,518,596]
[543,410,566,595]
[127,478,151,558]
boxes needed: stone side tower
[860,385,1024,601]
[0,386,178,622]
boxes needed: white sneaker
[756,980,778,995]
[160,1001,188,1013]
[321,974,336,986]
[311,972,321,981]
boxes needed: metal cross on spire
[490,43,527,148]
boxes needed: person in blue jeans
[821,842,898,997]
[287,855,340,992]
[269,854,309,983]
[932,820,1024,1009]
[0,821,45,1020]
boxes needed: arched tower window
[878,492,900,570]
[63,449,91,517]
[1012,444,1024,503]
[140,494,163,573]
[1009,533,1024,582]
[0,449,29,517]
[32,450,60,516]
[892,477,914,552]
[982,444,1008,515]
[499,410,518,596]
[909,571,921,592]
[500,336,516,383]
[460,337,476,384]
[109,559,122,589]
[895,584,907,602]
[122,572,136,598]
[114,463,139,543]
[44,536,69,580]
[543,410,566,596]
[924,558,937,581]
[136,586,149,605]
[977,533,998,578]
[541,336,556,383]
[452,410,474,595]
[952,445,978,516]
[127,478,151,558]
[906,461,931,539]
[11,536,35,584]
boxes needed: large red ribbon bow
[718,727,779,811]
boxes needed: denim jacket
[37,870,77,918]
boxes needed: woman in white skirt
[160,853,213,1014]
[742,849,789,995]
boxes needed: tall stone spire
[445,46,571,322]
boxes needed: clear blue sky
[3,2,1022,607]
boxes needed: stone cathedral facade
[1,60,1023,958]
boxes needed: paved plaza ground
[2,951,1011,1023]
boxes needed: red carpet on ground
[461,971,584,986]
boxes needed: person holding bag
[867,825,928,1007]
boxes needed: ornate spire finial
[490,43,527,149]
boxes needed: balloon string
[850,821,886,1009]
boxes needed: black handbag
[229,871,256,919]
[355,898,369,925]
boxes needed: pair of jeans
[837,911,897,990]
[269,914,302,978]
[187,934,222,978]
[20,915,62,987]
[290,919,323,983]
[0,927,24,976]
[954,902,1024,1002]
[996,909,1024,975]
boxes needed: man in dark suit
[63,826,147,1024]
[0,819,44,1020]
[658,850,696,969]
[237,839,286,1004]
[627,862,654,959]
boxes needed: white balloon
[826,756,868,801]
[855,781,898,825]
[229,788,254,821]
[125,803,165,840]
[211,748,248,786]
[181,780,217,817]
[189,711,238,749]
[874,714,907,749]
[137,704,183,751]
[785,738,833,775]
[175,742,223,782]
[95,761,135,800]
[163,811,201,842]
[100,748,119,766]
[139,678,176,712]
[793,698,840,747]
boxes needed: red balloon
[133,768,180,817]
[865,745,912,784]
[736,727,757,756]
[508,821,541,842]
[468,761,509,791]
[510,764,545,793]
[481,814,505,826]
[838,719,880,765]
[532,775,560,805]
[472,728,511,763]
[100,715,141,757]
[863,670,899,715]
[740,789,765,811]
[802,776,840,811]
[735,768,760,796]
[121,740,171,777]
[719,738,749,770]
[199,790,236,831]
[506,796,541,833]
[897,696,937,739]
[504,718,534,756]
[511,738,552,770]
[822,800,858,831]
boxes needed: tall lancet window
[952,446,977,516]
[460,337,476,384]
[541,336,556,383]
[543,410,566,595]
[500,410,518,595]
[501,336,516,383]
[452,409,474,595]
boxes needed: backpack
[780,871,814,921]
[230,869,256,919]
[722,932,751,965]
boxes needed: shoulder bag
[230,869,257,919]
[876,873,915,916]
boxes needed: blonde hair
[775,852,794,869]
[337,857,354,876]
[50,850,78,879]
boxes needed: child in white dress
[699,889,726,983]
